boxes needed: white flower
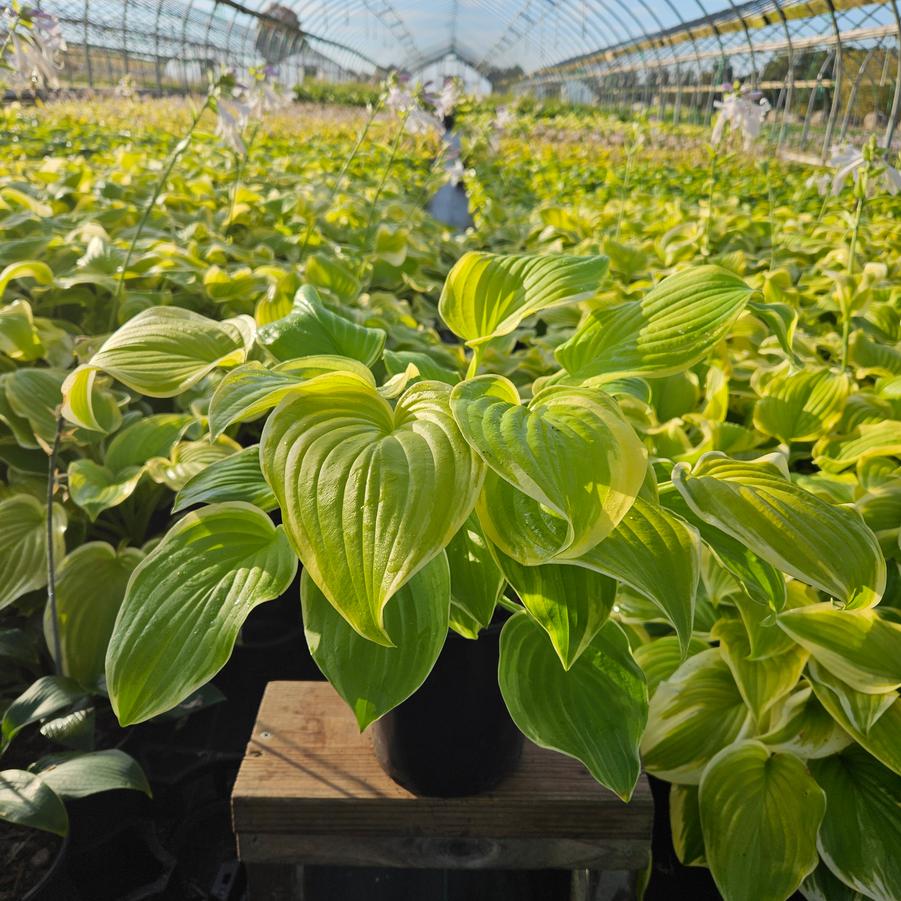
[434,79,462,119]
[4,11,67,91]
[115,75,135,98]
[386,83,414,114]
[805,172,831,196]
[216,98,250,154]
[827,145,901,196]
[405,106,441,136]
[493,106,514,131]
[247,79,288,118]
[712,90,770,150]
[446,159,465,187]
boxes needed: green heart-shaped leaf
[439,251,608,346]
[641,649,752,784]
[556,266,757,381]
[576,497,700,653]
[174,445,277,513]
[778,604,901,694]
[445,514,504,639]
[106,503,297,725]
[0,495,67,611]
[699,741,825,901]
[62,307,254,430]
[673,453,885,610]
[810,746,901,901]
[713,618,809,720]
[302,553,449,730]
[44,542,144,689]
[208,357,374,437]
[493,550,615,670]
[257,286,385,364]
[451,375,646,564]
[753,367,850,444]
[499,613,647,800]
[809,663,901,776]
[261,372,484,645]
[0,770,68,835]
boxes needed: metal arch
[840,46,877,141]
[769,0,796,153]
[885,0,901,149]
[820,0,844,157]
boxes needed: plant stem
[298,100,382,260]
[465,344,483,379]
[46,412,64,676]
[497,596,523,615]
[840,191,865,370]
[766,163,777,270]
[614,143,636,241]
[703,147,718,258]
[364,110,410,239]
[109,98,211,330]
[226,122,260,235]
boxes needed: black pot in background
[371,615,524,797]
[22,833,76,901]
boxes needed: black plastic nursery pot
[371,616,524,797]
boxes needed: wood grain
[232,681,654,870]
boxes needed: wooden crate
[232,681,654,899]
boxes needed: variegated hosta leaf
[814,421,901,473]
[753,366,850,443]
[439,251,609,346]
[810,746,901,901]
[445,514,505,639]
[257,286,385,365]
[145,436,239,491]
[67,462,142,521]
[634,635,710,697]
[641,649,753,784]
[493,549,615,670]
[302,554,449,730]
[498,613,647,800]
[759,687,852,759]
[0,495,67,610]
[673,453,885,609]
[670,784,706,867]
[174,445,277,513]
[712,617,809,720]
[0,299,44,361]
[661,481,787,610]
[556,266,757,381]
[62,307,254,430]
[699,741,825,901]
[575,497,700,652]
[809,662,901,776]
[261,372,484,645]
[208,357,374,437]
[450,375,646,565]
[105,413,196,471]
[778,604,901,694]
[106,503,297,725]
[44,543,144,689]
[809,660,895,735]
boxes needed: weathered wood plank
[232,682,653,870]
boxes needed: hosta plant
[93,251,890,874]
